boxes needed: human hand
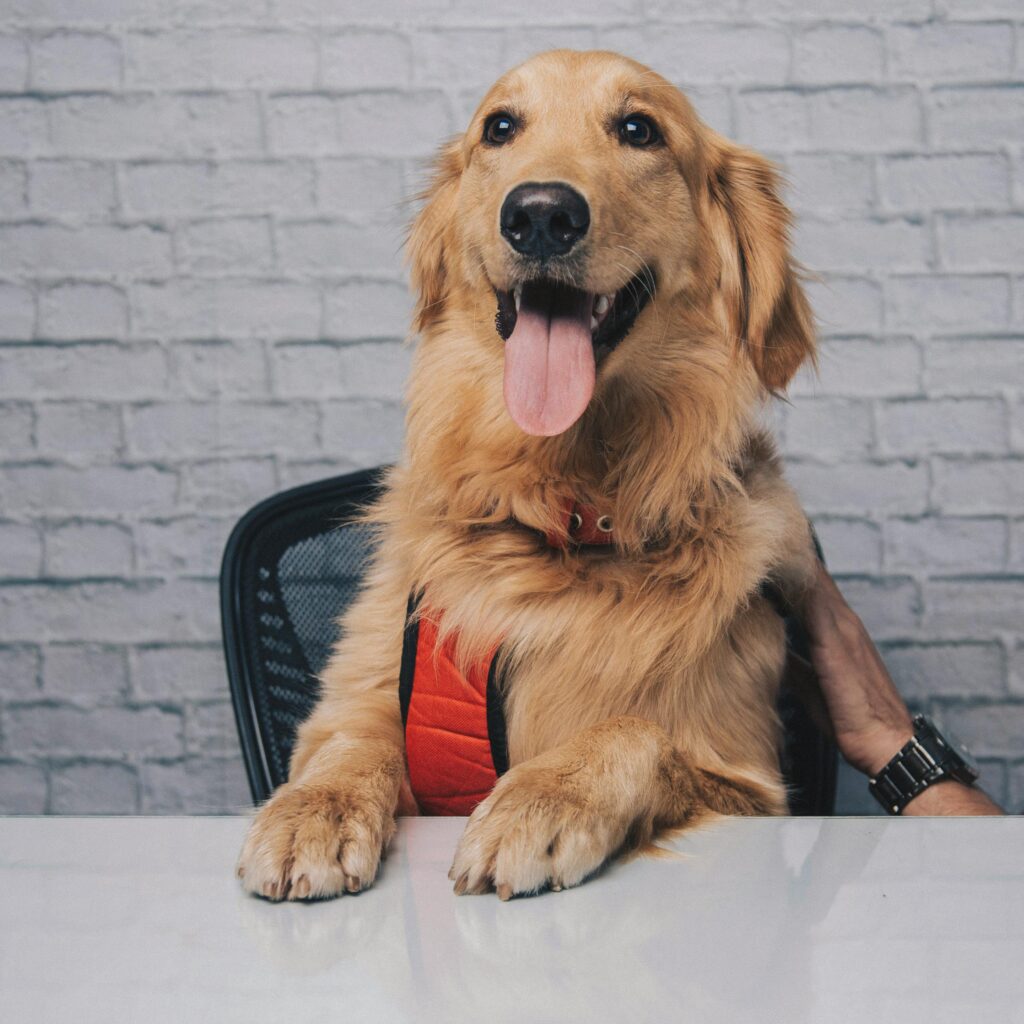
[799,560,913,777]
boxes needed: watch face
[942,724,979,776]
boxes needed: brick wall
[0,1,1021,815]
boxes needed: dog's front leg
[237,564,411,902]
[449,715,779,899]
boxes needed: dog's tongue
[503,282,595,436]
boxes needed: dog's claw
[497,883,513,901]
[454,873,469,895]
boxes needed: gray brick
[624,25,791,86]
[880,642,1005,699]
[941,704,1024,759]
[889,23,1013,81]
[1,0,171,23]
[28,160,117,218]
[0,344,166,400]
[125,30,316,90]
[0,580,219,644]
[736,90,812,151]
[315,159,405,217]
[32,32,121,91]
[50,94,263,159]
[755,0,930,14]
[139,756,250,814]
[0,223,173,278]
[879,398,1007,456]
[0,34,28,91]
[50,761,138,814]
[933,458,1024,514]
[127,401,319,457]
[925,579,1024,635]
[322,279,410,339]
[789,340,921,398]
[0,763,47,813]
[335,91,451,157]
[886,275,1010,334]
[0,645,41,697]
[44,521,133,577]
[885,517,1008,573]
[176,218,274,274]
[931,87,1024,148]
[1012,521,1024,575]
[0,281,35,339]
[793,26,883,85]
[804,277,882,337]
[881,154,1011,213]
[37,396,125,467]
[925,339,1024,394]
[503,27,595,68]
[0,403,34,456]
[321,400,404,466]
[266,95,340,156]
[179,457,276,510]
[940,214,1024,271]
[6,703,182,758]
[809,517,883,574]
[1012,641,1024,696]
[38,283,128,341]
[794,217,928,273]
[130,644,225,700]
[42,643,128,698]
[270,340,411,399]
[275,219,403,276]
[184,700,236,756]
[166,340,269,399]
[785,155,875,215]
[0,99,48,157]
[0,160,27,216]
[810,88,922,151]
[0,464,177,516]
[122,160,316,217]
[416,29,507,89]
[135,516,231,574]
[0,522,43,578]
[321,30,413,89]
[835,576,920,640]
[782,398,874,458]
[787,460,929,516]
[215,281,322,339]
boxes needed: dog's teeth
[594,294,610,316]
[513,286,522,312]
[590,315,599,331]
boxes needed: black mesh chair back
[221,467,837,813]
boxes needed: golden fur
[238,50,819,901]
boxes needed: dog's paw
[237,782,395,901]
[449,767,625,900]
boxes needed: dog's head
[407,50,814,438]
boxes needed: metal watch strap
[868,715,975,816]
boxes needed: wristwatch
[869,714,980,815]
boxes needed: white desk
[1,816,1021,1024]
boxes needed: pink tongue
[503,283,595,436]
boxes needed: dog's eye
[483,112,517,145]
[619,115,659,147]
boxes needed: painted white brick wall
[0,0,1021,816]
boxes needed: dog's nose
[500,182,590,259]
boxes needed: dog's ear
[704,135,815,392]
[406,136,464,335]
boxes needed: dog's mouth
[493,269,655,436]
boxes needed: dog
[237,49,818,902]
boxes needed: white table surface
[1,815,1022,1024]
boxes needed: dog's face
[408,50,814,438]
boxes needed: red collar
[543,497,616,549]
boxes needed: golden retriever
[237,49,818,901]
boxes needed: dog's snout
[500,182,590,259]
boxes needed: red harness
[398,500,615,815]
